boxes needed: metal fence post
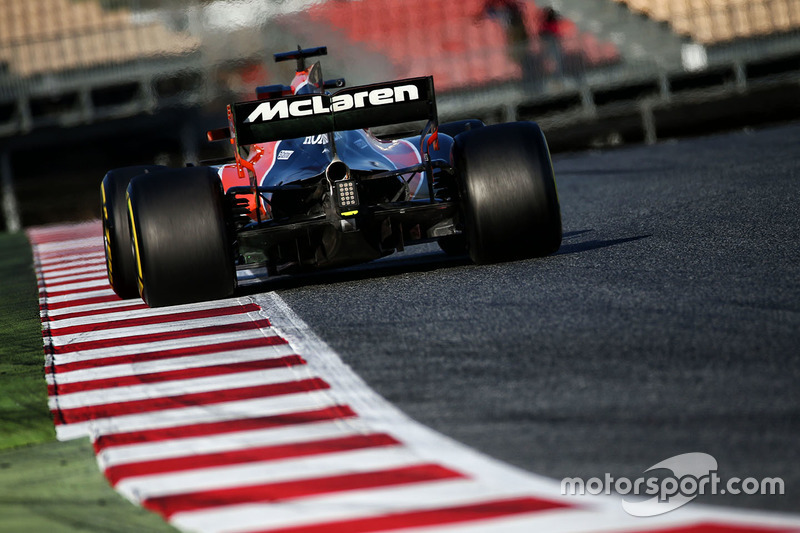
[640,101,657,145]
[1,151,22,233]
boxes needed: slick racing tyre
[437,233,468,256]
[101,165,166,299]
[452,121,562,264]
[126,166,236,307]
[436,120,485,255]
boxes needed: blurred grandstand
[2,0,799,231]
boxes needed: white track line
[40,266,107,283]
[47,313,263,346]
[42,298,146,318]
[38,256,106,273]
[33,236,103,252]
[55,390,339,441]
[49,366,313,409]
[40,288,117,304]
[43,302,254,329]
[97,418,374,468]
[40,277,111,293]
[46,329,283,366]
[116,446,421,502]
[47,344,297,384]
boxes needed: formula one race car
[101,46,562,307]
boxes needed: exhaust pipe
[326,159,350,182]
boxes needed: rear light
[334,179,359,214]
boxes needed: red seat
[304,0,620,90]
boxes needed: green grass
[0,439,177,533]
[0,231,176,532]
[0,231,53,449]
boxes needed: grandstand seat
[0,0,200,77]
[617,0,800,44]
[306,0,620,91]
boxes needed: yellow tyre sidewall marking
[127,194,145,297]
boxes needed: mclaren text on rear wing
[230,77,435,145]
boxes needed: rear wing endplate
[229,76,436,146]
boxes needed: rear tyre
[436,120,485,256]
[452,121,562,264]
[127,167,236,307]
[101,165,166,299]
[437,234,467,256]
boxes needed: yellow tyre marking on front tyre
[127,194,145,296]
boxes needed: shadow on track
[562,229,593,239]
[236,249,473,295]
[557,232,651,255]
[237,230,649,295]
[555,167,665,177]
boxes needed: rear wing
[227,76,436,146]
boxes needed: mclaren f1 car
[101,46,562,307]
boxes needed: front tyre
[127,167,236,307]
[452,121,562,264]
[101,165,166,299]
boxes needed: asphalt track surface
[243,122,800,513]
